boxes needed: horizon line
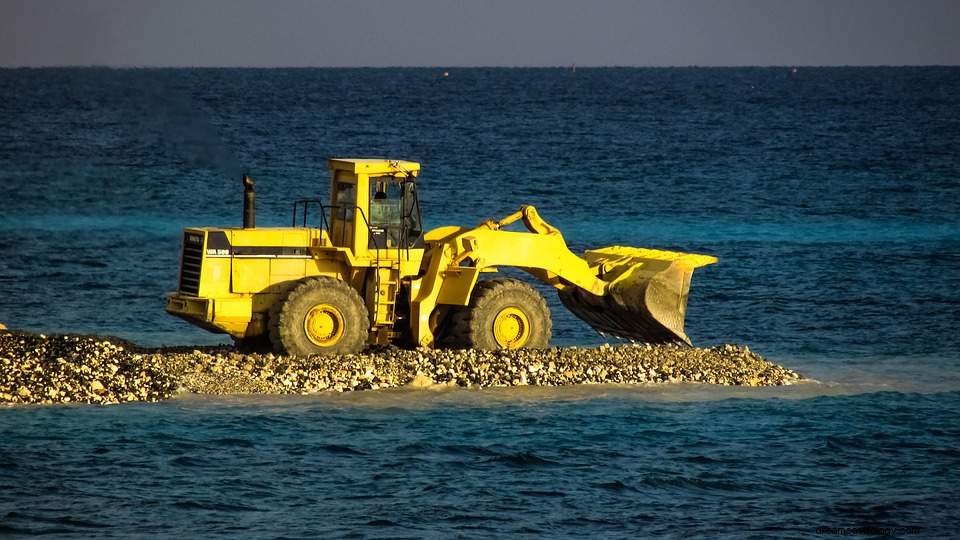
[2,63,958,70]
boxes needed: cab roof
[327,158,421,176]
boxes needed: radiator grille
[178,232,204,295]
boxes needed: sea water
[1,67,958,537]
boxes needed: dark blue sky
[2,0,958,67]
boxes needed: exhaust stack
[242,174,255,228]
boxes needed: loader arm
[409,206,607,347]
[410,205,716,348]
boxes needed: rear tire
[269,277,369,356]
[442,278,552,350]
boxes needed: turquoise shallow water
[1,67,959,536]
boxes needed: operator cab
[327,158,424,253]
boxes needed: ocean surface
[1,67,959,537]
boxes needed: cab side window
[369,177,402,248]
[334,181,356,222]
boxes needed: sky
[1,0,958,67]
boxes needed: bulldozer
[166,159,717,356]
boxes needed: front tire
[269,277,369,356]
[443,278,552,350]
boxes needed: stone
[0,330,801,405]
[406,372,435,389]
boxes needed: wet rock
[0,329,802,405]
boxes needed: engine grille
[178,232,204,295]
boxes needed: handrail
[291,200,382,248]
[291,198,326,228]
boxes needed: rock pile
[1,330,802,405]
[0,332,179,405]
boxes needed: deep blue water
[1,67,959,537]
[2,389,959,538]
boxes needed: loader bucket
[558,246,717,346]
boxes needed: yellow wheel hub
[304,304,345,347]
[493,307,530,349]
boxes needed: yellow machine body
[166,158,717,354]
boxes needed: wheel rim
[304,304,345,347]
[493,307,530,349]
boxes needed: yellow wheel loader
[166,159,717,356]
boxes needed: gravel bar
[0,328,802,405]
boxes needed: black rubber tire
[442,278,552,350]
[268,277,369,357]
[233,334,272,354]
